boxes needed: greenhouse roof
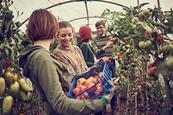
[12,0,173,32]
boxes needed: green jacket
[79,42,96,67]
[19,45,103,115]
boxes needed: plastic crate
[67,63,114,99]
[94,57,116,76]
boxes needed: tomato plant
[0,0,32,114]
[100,5,173,114]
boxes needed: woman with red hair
[79,26,96,67]
[79,26,113,67]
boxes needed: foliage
[0,0,32,114]
[0,0,27,74]
[100,6,173,113]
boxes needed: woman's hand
[103,77,119,112]
[104,77,120,101]
[110,77,120,87]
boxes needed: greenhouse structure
[0,0,173,115]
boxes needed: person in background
[90,20,116,59]
[19,9,118,115]
[53,21,88,84]
[78,26,114,67]
[78,26,96,67]
[79,26,117,115]
[90,20,118,114]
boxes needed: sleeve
[53,49,69,64]
[95,49,105,59]
[80,43,95,67]
[90,39,105,59]
[53,49,76,76]
[32,54,103,115]
[75,46,88,70]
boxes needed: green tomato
[138,41,146,49]
[161,45,169,53]
[125,44,131,48]
[168,44,173,51]
[125,49,131,55]
[131,17,139,24]
[145,40,152,48]
[161,44,173,53]
[165,56,173,68]
[142,9,150,16]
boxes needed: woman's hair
[27,9,58,41]
[95,20,106,28]
[58,21,73,30]
[79,26,92,41]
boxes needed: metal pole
[137,0,140,12]
[84,0,89,25]
[68,16,112,22]
[46,0,129,10]
[157,0,163,22]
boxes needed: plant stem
[153,32,160,63]
[4,0,8,9]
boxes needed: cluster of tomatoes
[72,75,103,99]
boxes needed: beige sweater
[54,45,88,84]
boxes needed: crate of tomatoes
[67,61,115,99]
